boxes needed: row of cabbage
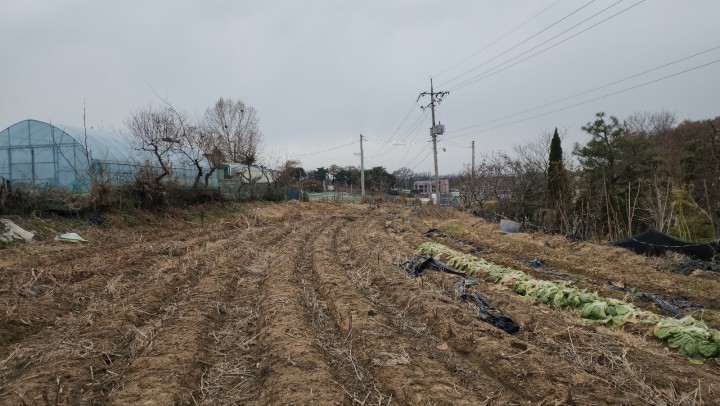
[418,242,720,359]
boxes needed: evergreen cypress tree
[547,128,565,207]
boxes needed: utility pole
[360,134,365,198]
[471,140,475,177]
[418,78,449,203]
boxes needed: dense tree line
[458,111,720,242]
[273,162,431,195]
[290,165,399,193]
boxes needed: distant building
[219,163,278,184]
[413,179,450,195]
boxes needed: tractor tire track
[311,219,486,405]
[107,224,291,405]
[1,224,270,404]
[252,217,346,404]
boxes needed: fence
[306,192,362,203]
[218,182,288,202]
[436,192,459,207]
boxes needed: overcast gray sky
[2,0,719,175]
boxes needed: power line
[366,110,429,158]
[433,0,564,79]
[398,142,427,168]
[437,0,599,88]
[295,52,716,166]
[365,114,434,147]
[367,100,420,157]
[411,150,433,171]
[447,44,720,134]
[446,57,720,140]
[401,109,430,138]
[365,138,426,147]
[394,126,434,168]
[390,101,420,139]
[402,110,429,136]
[448,0,646,93]
[290,140,358,158]
[365,116,431,168]
[398,139,430,168]
[396,141,415,168]
[370,108,426,148]
[440,139,472,149]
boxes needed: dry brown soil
[1,201,718,405]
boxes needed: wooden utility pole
[430,79,440,202]
[418,79,449,203]
[360,134,365,198]
[471,140,475,177]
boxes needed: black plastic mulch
[611,228,719,261]
[401,254,519,334]
[423,228,484,254]
[421,228,706,319]
[456,278,520,334]
[670,258,720,275]
[403,254,467,278]
[519,257,704,318]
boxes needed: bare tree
[512,131,554,174]
[503,152,545,219]
[176,122,214,189]
[231,163,267,185]
[513,128,573,179]
[146,91,223,190]
[273,160,302,188]
[474,153,513,215]
[393,167,414,190]
[204,97,262,165]
[638,174,673,232]
[624,113,677,232]
[625,111,676,137]
[455,163,487,209]
[126,105,179,185]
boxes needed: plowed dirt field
[1,201,719,405]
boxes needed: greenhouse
[0,119,213,192]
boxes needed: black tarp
[611,229,718,261]
[401,254,520,334]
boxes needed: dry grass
[2,202,718,405]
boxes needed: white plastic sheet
[55,232,88,243]
[0,219,35,242]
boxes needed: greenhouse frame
[0,120,217,193]
[0,119,214,192]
